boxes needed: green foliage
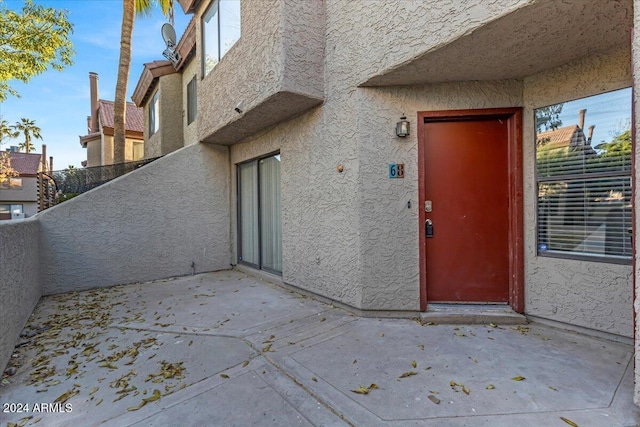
[535,104,564,133]
[0,119,18,144]
[13,118,42,153]
[596,129,631,158]
[0,0,74,101]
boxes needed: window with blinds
[535,88,632,263]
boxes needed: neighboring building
[79,72,144,167]
[12,0,640,405]
[132,17,197,158]
[0,152,41,220]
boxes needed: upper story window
[203,0,241,76]
[0,177,22,190]
[149,91,159,136]
[187,76,197,125]
[535,87,632,263]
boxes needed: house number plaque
[388,163,405,178]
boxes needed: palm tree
[13,118,42,153]
[0,119,18,145]
[113,0,173,165]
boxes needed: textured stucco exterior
[196,0,324,145]
[144,75,185,159]
[0,219,41,374]
[523,47,633,338]
[39,143,231,294]
[100,135,143,164]
[220,1,635,326]
[86,138,101,167]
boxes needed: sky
[1,0,191,169]
[554,87,632,147]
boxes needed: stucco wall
[355,81,524,310]
[523,47,633,338]
[0,177,37,203]
[196,0,324,145]
[327,0,529,86]
[124,137,144,162]
[102,134,114,165]
[0,218,41,372]
[39,143,231,294]
[86,139,101,167]
[182,57,199,147]
[144,75,184,158]
[159,73,184,155]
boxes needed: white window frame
[202,0,241,76]
[149,91,159,136]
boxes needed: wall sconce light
[396,114,410,137]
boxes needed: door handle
[425,219,433,238]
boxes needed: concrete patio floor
[1,270,638,427]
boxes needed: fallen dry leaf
[54,389,79,404]
[512,376,526,381]
[242,360,250,368]
[486,384,495,390]
[127,389,161,411]
[560,417,578,427]
[428,395,440,404]
[399,371,417,378]
[411,361,417,368]
[351,386,369,395]
[220,373,230,379]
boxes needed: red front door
[418,109,524,308]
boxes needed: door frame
[418,108,524,313]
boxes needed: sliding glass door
[237,153,282,274]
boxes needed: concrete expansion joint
[256,351,356,427]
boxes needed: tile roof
[536,125,585,148]
[98,100,144,132]
[7,152,41,175]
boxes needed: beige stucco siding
[0,219,41,379]
[523,47,633,338]
[144,75,184,159]
[86,139,101,167]
[39,143,231,294]
[355,81,524,310]
[159,74,184,155]
[101,134,114,165]
[325,0,530,87]
[196,0,324,145]
[0,176,38,204]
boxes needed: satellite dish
[161,23,177,48]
